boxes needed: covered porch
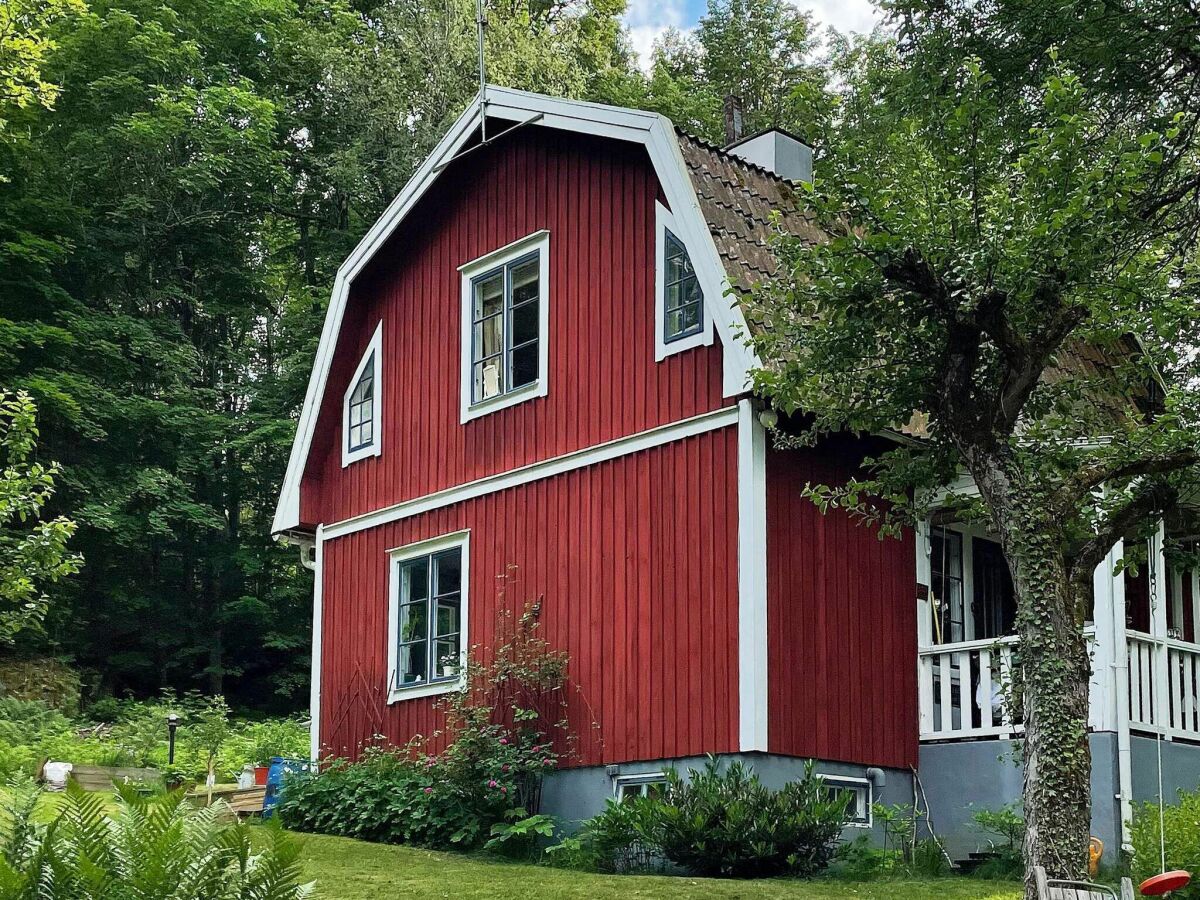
[917,522,1200,744]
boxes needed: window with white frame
[819,775,872,827]
[387,532,469,701]
[613,773,667,802]
[654,202,712,360]
[342,322,383,466]
[459,231,550,422]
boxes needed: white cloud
[621,0,884,71]
[622,0,688,71]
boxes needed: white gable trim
[274,86,759,534]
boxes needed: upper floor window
[459,231,550,422]
[342,322,383,467]
[654,202,712,361]
[663,230,702,341]
[387,531,469,702]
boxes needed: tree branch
[1069,479,1178,585]
[1068,447,1200,499]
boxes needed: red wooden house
[275,88,1200,855]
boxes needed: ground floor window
[819,775,871,827]
[613,773,667,802]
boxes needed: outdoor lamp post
[166,713,179,765]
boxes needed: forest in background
[0,0,830,712]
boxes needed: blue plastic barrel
[262,756,312,818]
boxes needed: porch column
[1094,537,1133,848]
[1151,520,1172,739]
[915,518,934,735]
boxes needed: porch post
[915,517,933,736]
[1095,538,1133,848]
[1151,520,1172,739]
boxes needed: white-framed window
[819,774,872,827]
[654,201,713,361]
[386,530,469,702]
[459,230,550,422]
[613,772,667,802]
[342,322,383,467]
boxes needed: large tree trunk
[971,458,1093,897]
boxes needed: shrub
[0,781,313,899]
[280,599,571,852]
[547,794,663,873]
[651,757,848,878]
[1131,788,1200,899]
[969,804,1024,880]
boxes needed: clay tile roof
[675,130,823,297]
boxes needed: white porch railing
[1128,631,1200,741]
[920,632,1200,742]
[918,636,1019,741]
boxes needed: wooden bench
[187,785,267,819]
[1035,866,1134,899]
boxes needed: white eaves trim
[342,321,383,467]
[654,201,713,361]
[273,85,760,534]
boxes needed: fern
[0,782,314,900]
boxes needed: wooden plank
[979,648,993,730]
[939,653,954,734]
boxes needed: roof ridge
[675,127,804,188]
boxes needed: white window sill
[461,380,545,423]
[387,677,465,704]
[342,443,381,467]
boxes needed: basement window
[459,231,550,422]
[654,201,712,360]
[819,775,872,827]
[388,531,469,702]
[342,322,383,466]
[613,773,667,802]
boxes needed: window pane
[511,342,538,388]
[435,551,461,595]
[436,601,459,637]
[400,558,429,603]
[399,642,426,685]
[511,300,538,347]
[350,355,374,404]
[665,307,684,339]
[665,281,683,312]
[434,638,460,678]
[665,236,693,284]
[677,300,701,335]
[474,271,504,319]
[357,420,372,447]
[474,359,503,400]
[510,258,539,305]
[349,424,363,449]
[474,315,503,359]
[399,601,427,643]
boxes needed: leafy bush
[547,794,663,873]
[551,757,848,879]
[652,757,848,878]
[1131,788,1200,899]
[0,781,313,899]
[969,804,1024,880]
[280,600,569,852]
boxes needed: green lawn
[293,831,1022,900]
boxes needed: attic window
[654,201,713,360]
[342,322,383,466]
[459,231,550,422]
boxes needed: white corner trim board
[737,399,769,752]
[342,321,383,467]
[321,405,738,541]
[654,201,714,361]
[309,524,324,761]
[273,86,760,534]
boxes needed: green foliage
[552,757,848,879]
[281,615,569,851]
[1130,788,1200,899]
[0,694,307,782]
[483,809,557,859]
[0,781,314,899]
[966,804,1023,880]
[0,392,80,644]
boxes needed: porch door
[972,538,1016,640]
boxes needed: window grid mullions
[471,252,539,404]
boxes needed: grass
[292,831,1023,900]
[15,788,1020,899]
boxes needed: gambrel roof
[274,88,771,535]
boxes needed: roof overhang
[273,86,759,534]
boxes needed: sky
[623,0,883,70]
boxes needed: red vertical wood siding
[766,440,919,769]
[299,128,730,528]
[318,428,740,767]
